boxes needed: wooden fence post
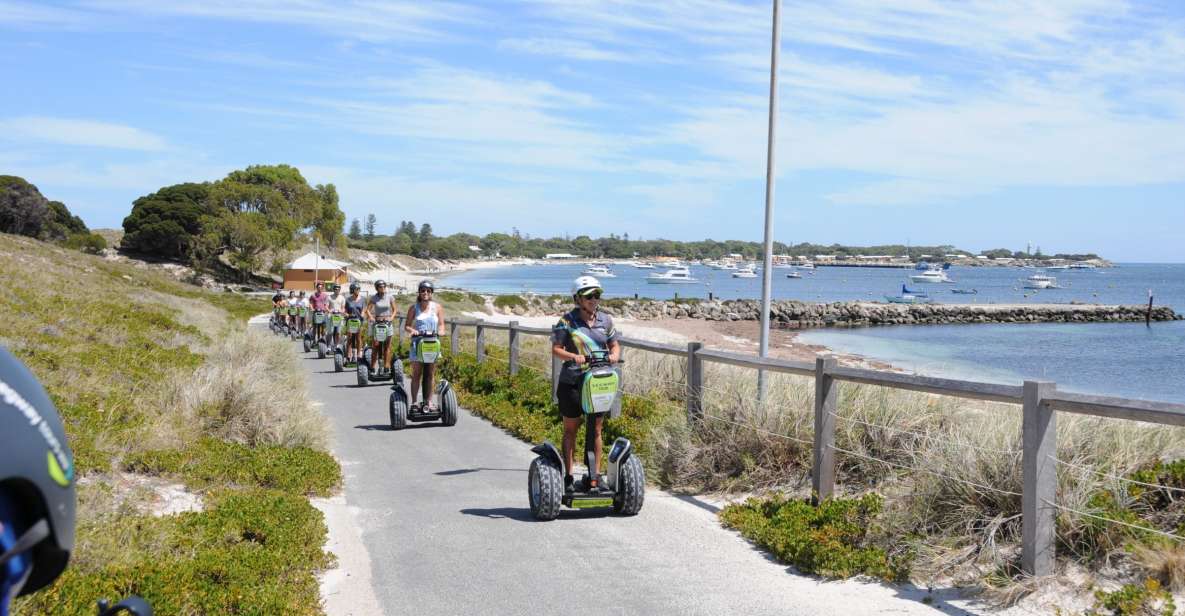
[475,322,486,364]
[508,321,520,376]
[1023,380,1057,577]
[686,341,703,422]
[449,322,459,356]
[812,355,838,503]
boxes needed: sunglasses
[581,291,602,300]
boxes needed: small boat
[732,265,758,279]
[951,288,979,295]
[785,271,802,279]
[1046,265,1070,271]
[1024,274,1058,289]
[798,262,815,270]
[646,267,698,284]
[909,269,954,284]
[1069,262,1097,270]
[582,265,615,277]
[902,285,928,296]
[885,285,933,304]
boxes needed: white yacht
[797,262,815,270]
[631,261,656,269]
[646,267,698,284]
[909,268,954,284]
[786,271,803,279]
[732,265,758,278]
[1024,274,1058,289]
[582,264,615,277]
[1069,262,1097,270]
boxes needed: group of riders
[269,274,621,495]
[271,278,446,411]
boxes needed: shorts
[556,380,583,419]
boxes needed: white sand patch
[314,495,383,616]
[152,483,203,517]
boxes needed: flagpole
[757,0,782,401]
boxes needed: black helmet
[417,280,434,292]
[349,283,360,293]
[374,280,386,289]
[0,346,75,597]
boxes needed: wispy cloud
[0,116,168,150]
[498,38,631,62]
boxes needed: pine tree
[365,213,376,240]
[348,218,362,240]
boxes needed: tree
[44,200,87,240]
[122,182,213,258]
[313,183,345,246]
[0,175,50,238]
[348,218,362,240]
[418,223,433,244]
[365,213,377,240]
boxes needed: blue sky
[1,1,1183,261]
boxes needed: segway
[357,321,400,387]
[336,316,363,373]
[527,351,643,520]
[388,334,458,429]
[312,311,330,358]
[286,306,298,339]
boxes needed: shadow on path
[461,507,614,522]
[435,468,526,476]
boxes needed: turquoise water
[445,262,1185,402]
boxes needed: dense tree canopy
[0,175,101,251]
[122,182,213,258]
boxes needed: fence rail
[406,314,1185,577]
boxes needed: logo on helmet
[0,378,74,487]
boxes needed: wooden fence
[396,314,1185,577]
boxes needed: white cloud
[498,38,631,62]
[0,116,168,150]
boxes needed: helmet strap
[0,519,47,567]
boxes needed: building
[283,252,350,290]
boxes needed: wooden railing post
[1023,380,1057,577]
[686,341,703,422]
[508,321,520,376]
[449,322,459,356]
[812,355,838,503]
[475,322,486,364]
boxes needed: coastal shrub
[493,294,527,309]
[468,292,485,304]
[719,493,908,581]
[1084,579,1176,616]
[17,488,330,615]
[125,438,340,496]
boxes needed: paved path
[285,332,987,616]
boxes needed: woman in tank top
[404,279,446,411]
[363,280,397,372]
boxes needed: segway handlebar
[97,596,153,616]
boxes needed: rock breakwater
[494,296,1182,328]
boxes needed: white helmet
[571,276,602,297]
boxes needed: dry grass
[150,329,329,452]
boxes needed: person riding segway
[328,284,348,372]
[338,283,366,373]
[527,276,644,520]
[285,291,298,337]
[270,291,285,334]
[0,346,152,615]
[295,291,310,343]
[308,283,331,356]
[388,280,457,429]
[358,280,400,387]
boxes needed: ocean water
[443,262,1185,403]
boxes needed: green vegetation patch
[1084,579,1176,616]
[719,493,908,581]
[493,294,527,309]
[18,488,331,615]
[125,438,340,497]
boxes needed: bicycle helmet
[417,280,434,292]
[571,275,602,297]
[349,283,360,293]
[374,279,386,289]
[0,346,75,598]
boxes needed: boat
[631,261,655,269]
[646,267,698,284]
[1024,274,1058,289]
[951,288,978,295]
[1045,265,1070,271]
[1069,262,1097,270]
[902,285,928,297]
[582,265,615,277]
[909,268,954,284]
[885,284,934,304]
[786,271,802,279]
[732,265,758,279]
[797,262,815,270]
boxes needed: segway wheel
[389,389,408,430]
[356,362,369,387]
[333,349,344,373]
[362,347,373,366]
[303,335,312,353]
[528,456,563,521]
[612,455,645,516]
[317,341,327,359]
[441,385,458,427]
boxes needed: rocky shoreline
[494,296,1182,328]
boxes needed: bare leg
[422,363,435,408]
[410,362,423,406]
[590,414,605,477]
[562,416,580,478]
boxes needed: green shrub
[1085,579,1176,615]
[468,292,485,304]
[493,294,526,309]
[125,438,340,497]
[719,493,908,581]
[62,231,108,254]
[16,488,331,615]
[437,290,465,303]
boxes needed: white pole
[314,237,321,290]
[757,0,782,401]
